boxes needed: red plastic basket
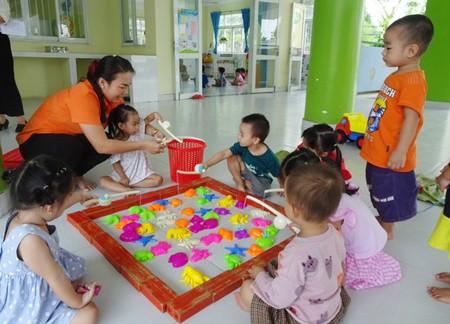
[167,137,206,183]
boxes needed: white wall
[357,46,394,93]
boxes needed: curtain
[241,8,250,53]
[210,11,221,54]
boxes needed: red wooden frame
[68,177,292,322]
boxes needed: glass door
[288,2,305,91]
[249,0,280,94]
[173,0,202,100]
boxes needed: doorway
[201,0,250,97]
[173,0,202,100]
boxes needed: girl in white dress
[99,104,164,192]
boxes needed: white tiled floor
[1,91,449,323]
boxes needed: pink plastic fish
[200,233,223,246]
[190,248,211,263]
[150,241,172,256]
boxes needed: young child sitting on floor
[202,65,209,88]
[235,164,350,324]
[212,67,228,87]
[0,155,100,323]
[199,113,280,197]
[298,123,352,183]
[99,104,164,192]
[231,68,246,86]
[280,149,402,290]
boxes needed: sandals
[15,121,27,133]
[0,119,9,131]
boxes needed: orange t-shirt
[359,70,427,172]
[17,80,123,145]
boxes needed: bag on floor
[416,173,445,206]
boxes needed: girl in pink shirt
[329,194,402,289]
[279,149,401,290]
[235,164,350,324]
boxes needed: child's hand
[436,164,450,191]
[153,112,163,123]
[144,140,166,154]
[248,265,264,279]
[120,177,130,186]
[198,163,208,172]
[154,131,165,141]
[77,282,101,307]
[387,150,406,169]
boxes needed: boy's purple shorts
[365,163,418,223]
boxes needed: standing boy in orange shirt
[360,15,434,239]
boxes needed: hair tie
[56,167,67,177]
[34,185,54,206]
[87,60,99,77]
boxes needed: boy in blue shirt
[200,113,280,197]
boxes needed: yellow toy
[180,266,210,288]
[217,195,235,208]
[136,222,156,236]
[229,212,248,225]
[166,228,192,241]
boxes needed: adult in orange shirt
[17,55,165,190]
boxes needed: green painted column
[304,0,365,124]
[421,0,450,102]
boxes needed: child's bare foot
[236,184,246,192]
[427,286,450,303]
[244,180,254,194]
[234,292,250,312]
[436,272,450,284]
[76,176,96,191]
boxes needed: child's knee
[98,177,110,186]
[152,174,163,186]
[240,280,255,307]
[227,155,244,169]
[72,302,99,324]
[85,302,100,322]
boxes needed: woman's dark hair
[4,155,75,211]
[302,123,343,171]
[218,67,225,73]
[86,55,135,124]
[108,104,138,139]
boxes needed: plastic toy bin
[167,137,206,183]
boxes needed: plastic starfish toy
[225,244,248,257]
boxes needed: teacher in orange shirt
[17,55,165,190]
